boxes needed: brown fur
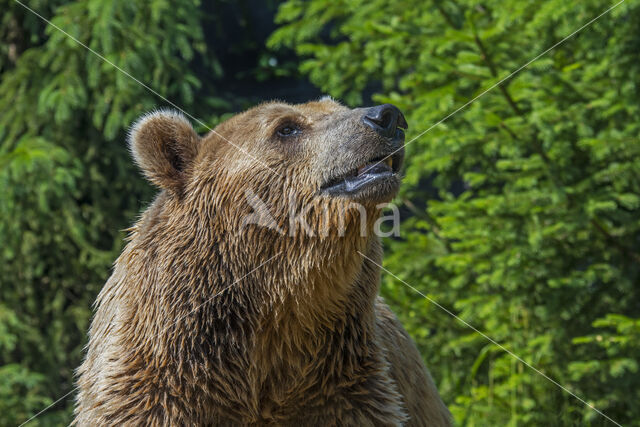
[74,99,451,426]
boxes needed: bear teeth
[355,156,394,177]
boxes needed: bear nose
[361,104,408,138]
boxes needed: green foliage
[3,0,639,425]
[0,0,224,424]
[272,0,640,425]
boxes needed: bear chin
[322,173,401,203]
[320,148,404,202]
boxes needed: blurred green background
[1,0,639,425]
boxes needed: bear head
[126,97,407,321]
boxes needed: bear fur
[74,99,451,426]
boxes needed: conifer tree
[0,0,220,423]
[271,1,640,424]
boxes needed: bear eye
[276,124,301,138]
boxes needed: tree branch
[402,198,452,252]
[591,218,640,264]
[473,31,522,116]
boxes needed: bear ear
[128,109,200,193]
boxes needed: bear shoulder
[375,298,452,427]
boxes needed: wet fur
[74,99,451,425]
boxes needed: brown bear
[74,98,451,426]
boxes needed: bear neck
[117,193,387,402]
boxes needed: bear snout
[361,103,408,140]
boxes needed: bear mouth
[320,151,403,196]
